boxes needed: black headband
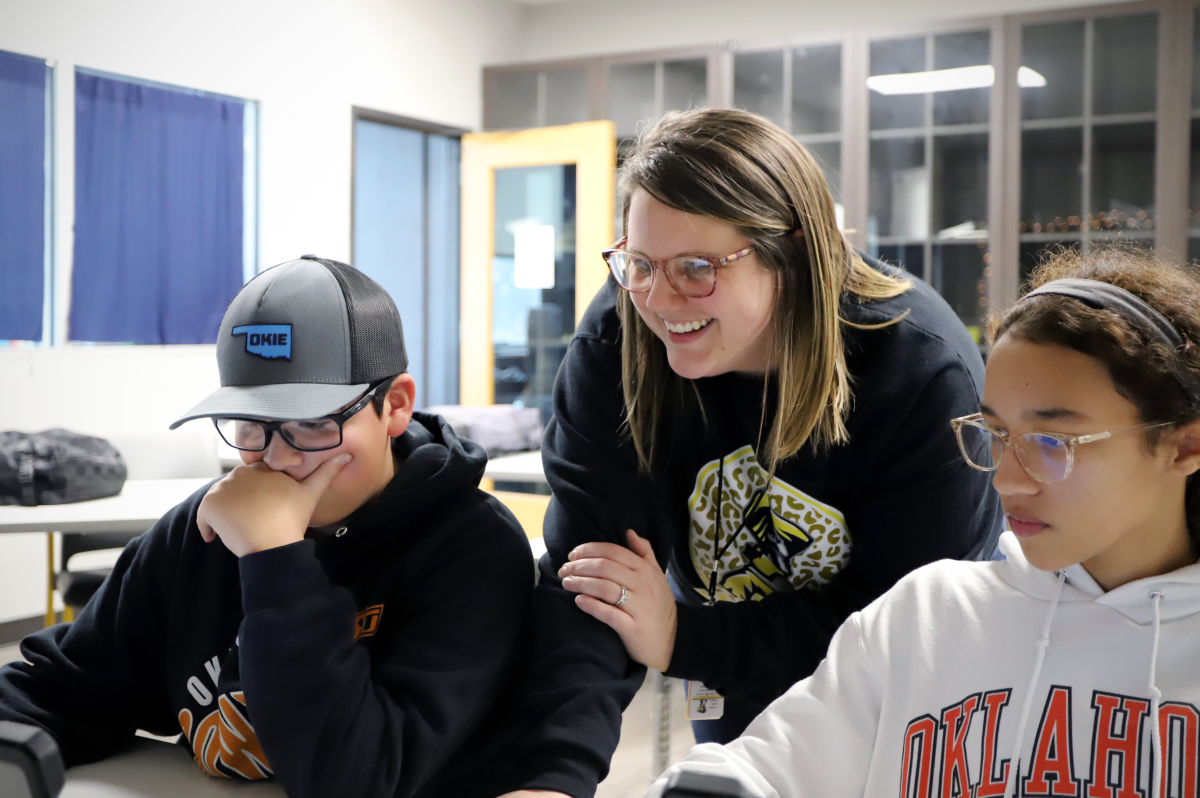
[1020,278,1200,407]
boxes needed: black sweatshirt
[506,258,1005,797]
[0,412,534,798]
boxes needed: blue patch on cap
[232,324,293,360]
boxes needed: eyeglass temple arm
[1071,431,1112,445]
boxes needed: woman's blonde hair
[617,108,910,475]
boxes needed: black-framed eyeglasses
[213,382,384,453]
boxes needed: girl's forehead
[982,337,1131,423]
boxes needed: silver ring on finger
[615,585,629,607]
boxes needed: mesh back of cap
[313,258,408,382]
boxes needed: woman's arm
[564,357,1003,702]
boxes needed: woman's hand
[558,529,677,672]
[497,792,573,798]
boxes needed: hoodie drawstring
[1004,571,1067,798]
[1149,590,1164,798]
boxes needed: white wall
[517,0,1128,61]
[0,0,525,625]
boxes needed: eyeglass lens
[607,252,716,297]
[958,423,1071,482]
[215,418,343,452]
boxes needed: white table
[0,480,213,536]
[0,479,214,626]
[63,737,284,797]
[484,451,547,484]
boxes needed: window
[486,67,591,131]
[69,69,258,344]
[867,30,992,340]
[734,44,843,205]
[1019,12,1159,283]
[609,56,708,143]
[0,50,52,344]
[352,110,462,408]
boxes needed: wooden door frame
[459,120,617,406]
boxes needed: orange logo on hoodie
[354,604,384,641]
[179,691,272,780]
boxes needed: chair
[54,431,222,619]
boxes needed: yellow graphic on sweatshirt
[688,445,850,602]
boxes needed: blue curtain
[71,73,243,344]
[0,50,47,341]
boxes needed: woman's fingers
[561,575,625,606]
[565,529,677,672]
[567,540,645,570]
[558,555,635,583]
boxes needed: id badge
[686,680,725,720]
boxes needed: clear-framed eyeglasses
[950,412,1173,484]
[213,382,384,453]
[601,237,756,299]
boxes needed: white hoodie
[648,532,1200,798]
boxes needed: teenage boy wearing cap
[0,256,534,798]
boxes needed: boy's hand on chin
[197,455,352,557]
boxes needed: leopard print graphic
[687,445,851,602]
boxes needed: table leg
[45,533,55,628]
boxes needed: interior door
[458,121,616,538]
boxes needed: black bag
[0,429,127,507]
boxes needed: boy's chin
[309,500,348,530]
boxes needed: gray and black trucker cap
[170,255,407,429]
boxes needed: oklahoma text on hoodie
[649,531,1200,798]
[503,257,1004,797]
[0,413,534,798]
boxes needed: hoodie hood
[992,532,1200,798]
[996,530,1200,625]
[321,411,489,540]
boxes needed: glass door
[460,120,616,410]
[459,121,615,534]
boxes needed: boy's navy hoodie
[0,412,533,798]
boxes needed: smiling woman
[494,108,1006,798]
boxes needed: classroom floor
[0,640,696,796]
[597,675,697,798]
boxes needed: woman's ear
[382,375,417,438]
[1168,419,1200,478]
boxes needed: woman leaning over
[496,108,1004,798]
